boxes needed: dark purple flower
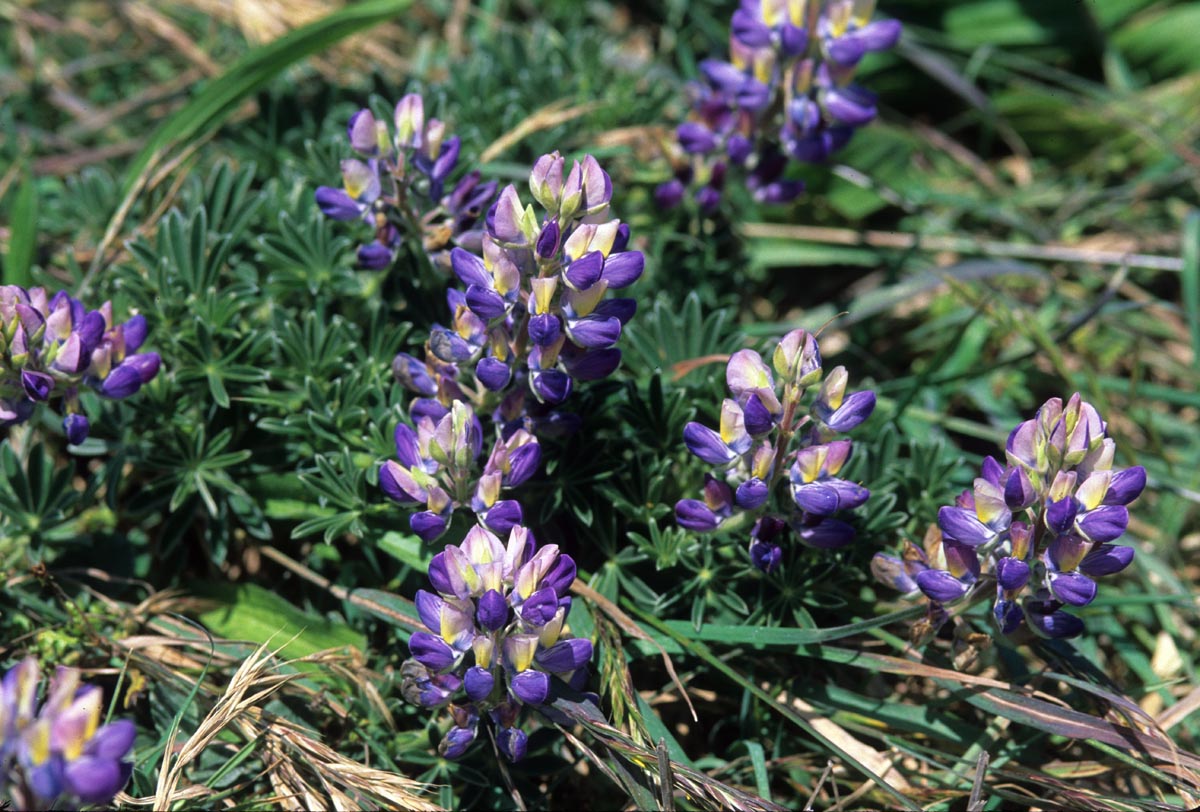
[821,85,878,126]
[915,569,971,603]
[536,639,593,673]
[741,393,776,436]
[477,589,509,631]
[735,478,769,510]
[937,506,996,547]
[410,511,449,542]
[464,666,495,702]
[123,352,162,384]
[63,413,89,445]
[409,632,457,671]
[683,422,739,467]
[529,313,562,347]
[536,220,561,259]
[122,314,148,353]
[520,587,559,627]
[1104,467,1146,506]
[509,670,550,706]
[995,557,1030,592]
[654,179,685,209]
[1076,505,1128,543]
[21,369,54,401]
[530,367,572,405]
[314,186,365,221]
[791,479,869,516]
[793,517,856,549]
[600,252,644,289]
[993,598,1024,635]
[1048,570,1098,607]
[817,390,876,433]
[678,122,718,154]
[482,500,523,534]
[98,364,143,399]
[542,555,577,596]
[357,242,393,269]
[1025,603,1084,639]
[749,539,783,573]
[496,726,528,762]
[1004,468,1037,510]
[505,443,541,487]
[562,348,622,381]
[1079,544,1134,577]
[731,8,772,47]
[440,722,478,759]
[676,499,720,532]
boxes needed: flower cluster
[400,524,588,762]
[393,152,644,435]
[675,329,876,571]
[657,0,901,212]
[315,93,496,271]
[1,658,135,810]
[379,399,541,542]
[1,286,161,443]
[874,395,1145,639]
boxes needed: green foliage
[2,0,1199,810]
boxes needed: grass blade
[3,164,38,287]
[1183,211,1200,362]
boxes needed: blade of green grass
[2,164,38,287]
[743,741,772,804]
[659,605,924,646]
[1182,211,1200,362]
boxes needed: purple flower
[0,286,159,439]
[401,524,591,763]
[896,394,1142,637]
[1,659,135,807]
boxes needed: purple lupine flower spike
[399,524,591,762]
[0,286,160,440]
[676,330,875,574]
[875,394,1145,639]
[659,0,900,212]
[314,91,496,270]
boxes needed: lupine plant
[400,524,588,761]
[378,399,541,541]
[4,1,1200,810]
[676,328,875,571]
[874,394,1146,638]
[657,0,901,212]
[392,151,644,434]
[0,659,135,810]
[0,286,160,443]
[315,92,496,271]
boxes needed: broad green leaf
[377,531,435,570]
[194,582,365,658]
[347,587,421,631]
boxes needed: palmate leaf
[0,441,92,541]
[622,291,742,381]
